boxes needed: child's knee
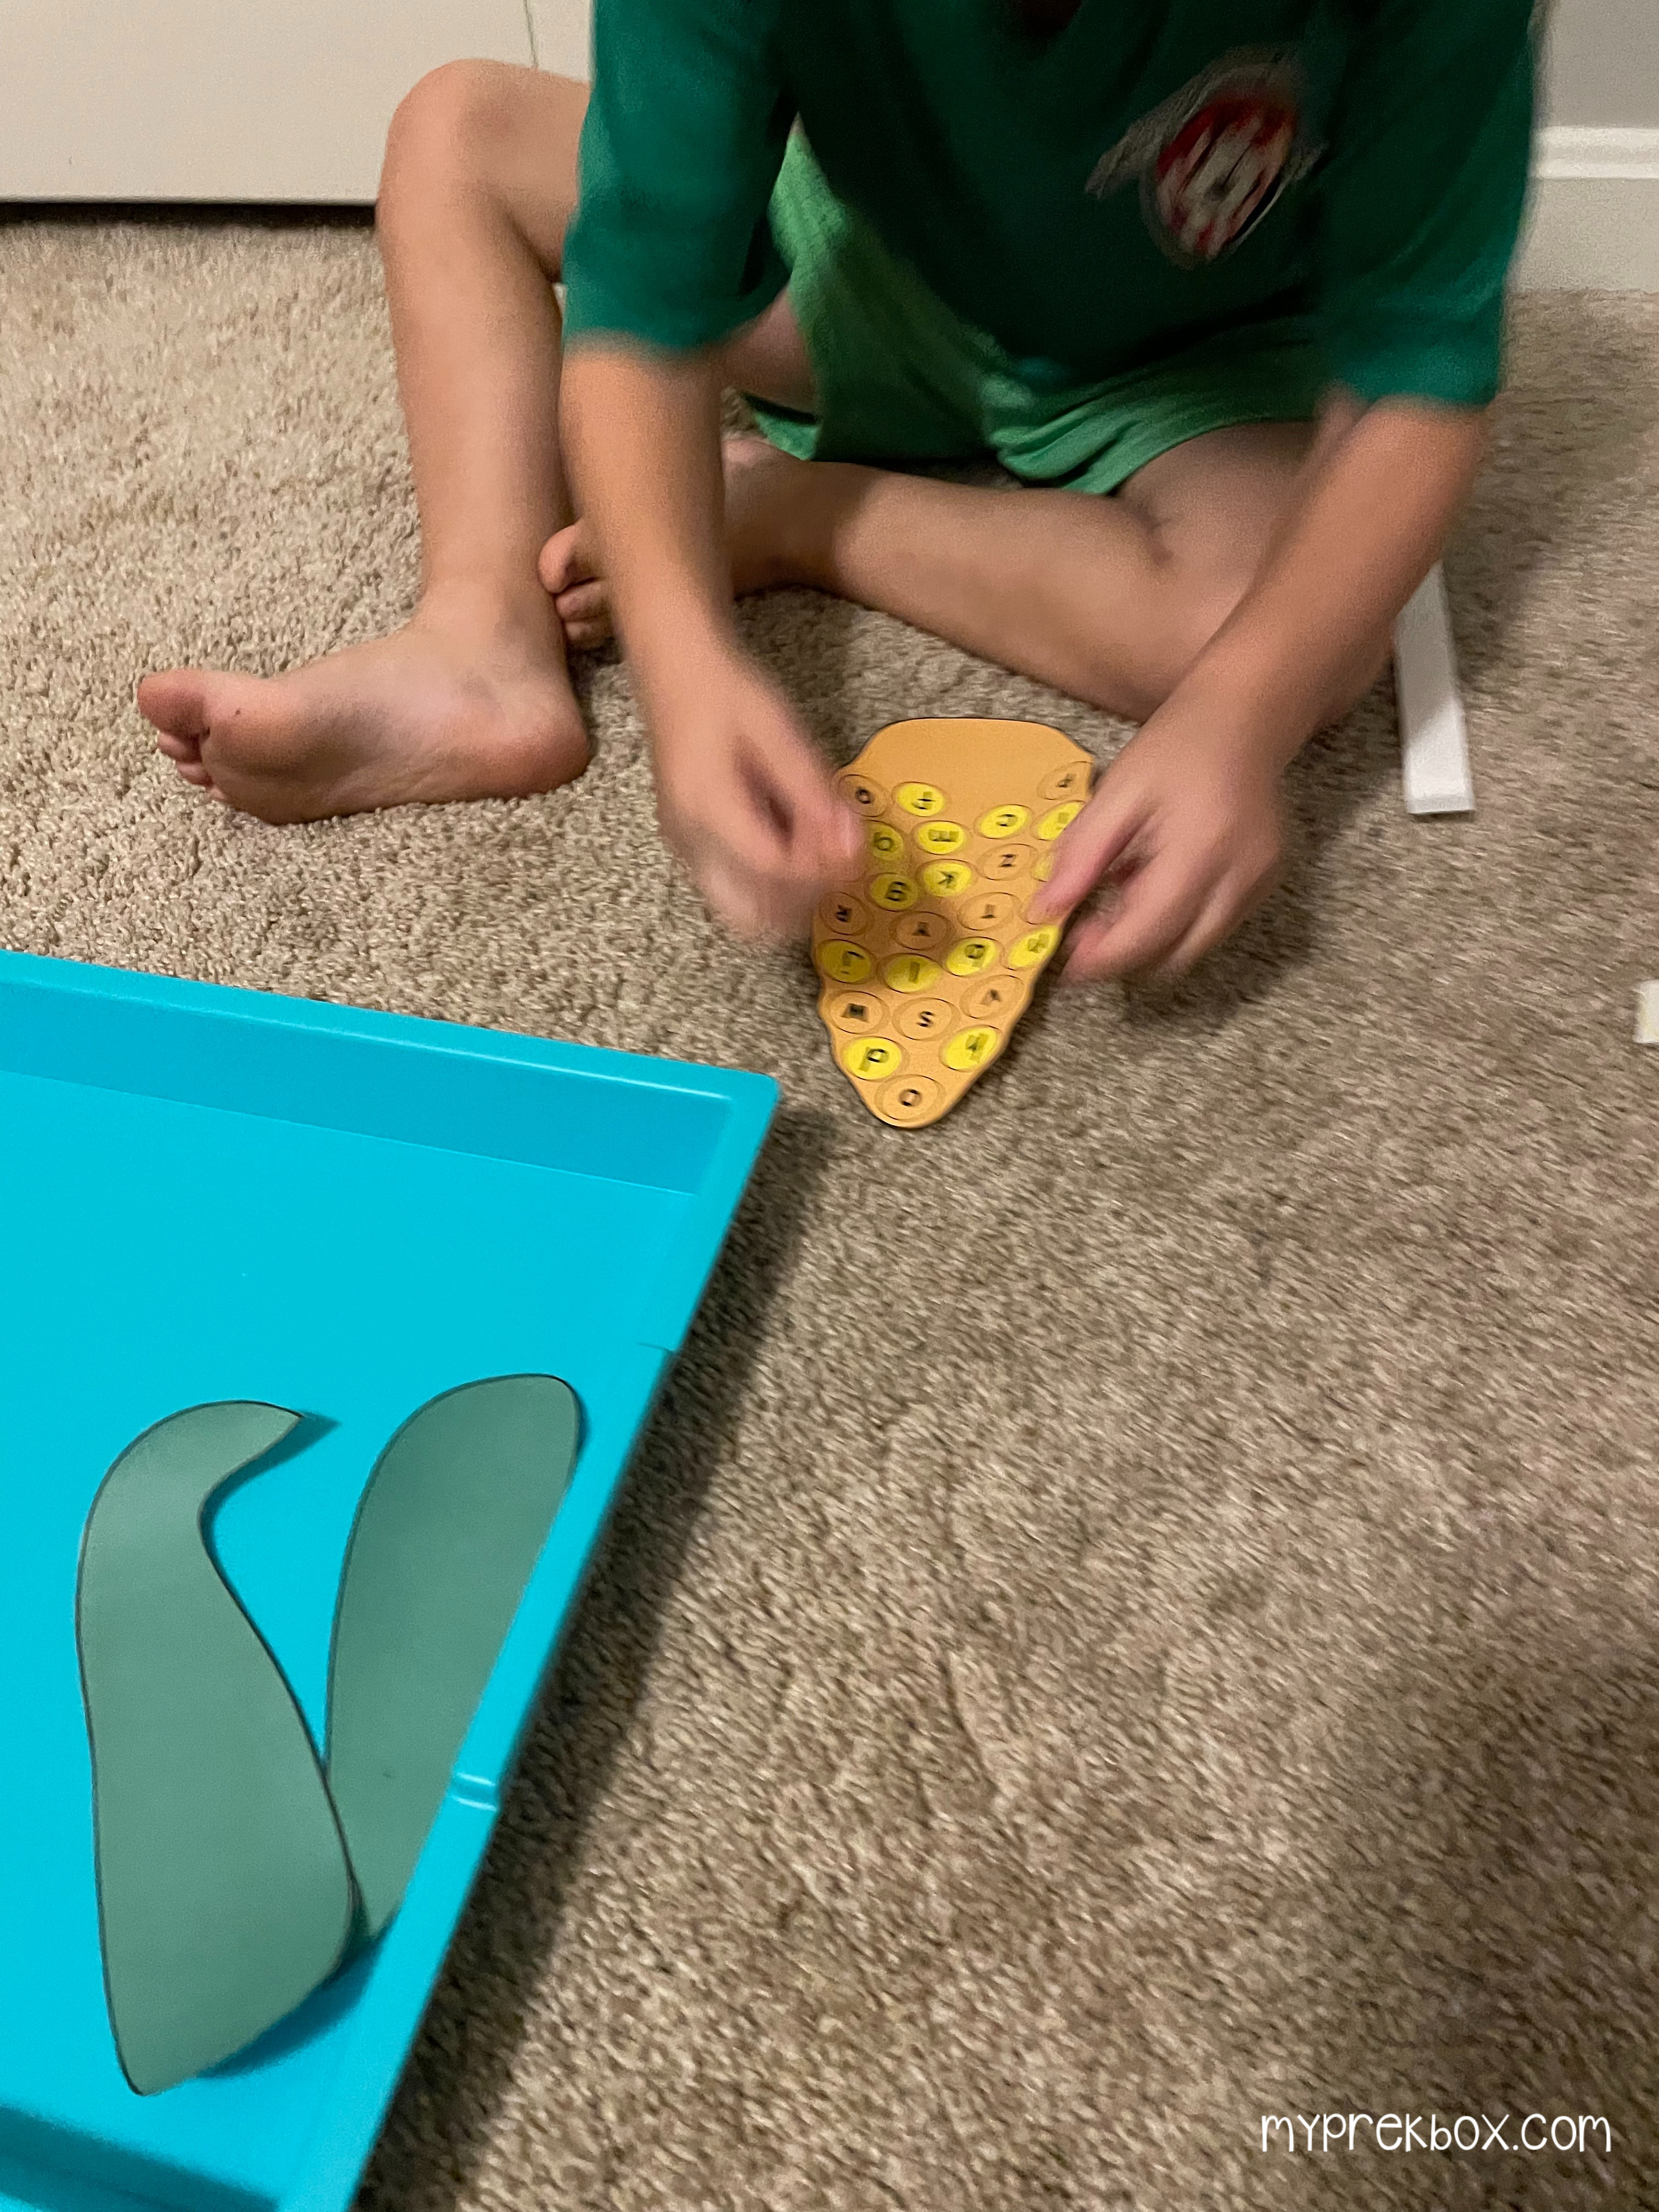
[382,60,529,188]
[1122,574,1253,718]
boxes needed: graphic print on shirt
[1087,48,1322,268]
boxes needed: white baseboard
[1514,125,1659,290]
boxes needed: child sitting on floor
[140,0,1534,977]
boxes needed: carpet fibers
[2,216,1657,2211]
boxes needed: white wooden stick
[1394,563,1474,816]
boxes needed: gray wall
[1545,0,1659,128]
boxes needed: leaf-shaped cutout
[77,1403,355,2095]
[325,1375,580,1937]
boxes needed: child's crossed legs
[140,61,1384,826]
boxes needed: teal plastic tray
[0,951,775,2212]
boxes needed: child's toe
[537,523,591,595]
[136,669,213,743]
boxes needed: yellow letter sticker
[945,936,999,977]
[941,1026,1003,1072]
[882,955,942,995]
[868,873,919,912]
[1008,925,1060,969]
[842,1036,904,1081]
[816,940,873,984]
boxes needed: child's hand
[651,653,863,940]
[1030,707,1286,981]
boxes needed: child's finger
[1145,884,1244,980]
[708,793,793,887]
[1028,781,1144,922]
[711,856,818,941]
[1062,851,1209,981]
[662,744,789,882]
[1149,859,1278,978]
[757,736,862,878]
[697,845,783,941]
[554,580,608,625]
[695,775,827,938]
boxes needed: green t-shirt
[564,0,1536,408]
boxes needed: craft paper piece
[77,1404,354,2096]
[325,1376,581,1937]
[812,719,1094,1126]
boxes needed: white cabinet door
[0,0,536,201]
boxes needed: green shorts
[749,135,1327,494]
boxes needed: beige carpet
[2,215,1657,2210]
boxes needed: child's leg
[546,410,1387,730]
[139,64,590,822]
[794,412,1390,723]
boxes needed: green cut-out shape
[325,1375,580,1938]
[77,1403,356,2096]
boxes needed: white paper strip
[1394,565,1474,816]
[1637,982,1659,1046]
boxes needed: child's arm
[560,0,856,936]
[561,341,860,938]
[1036,396,1486,980]
[1037,0,1534,980]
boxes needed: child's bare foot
[137,592,589,823]
[540,436,829,650]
